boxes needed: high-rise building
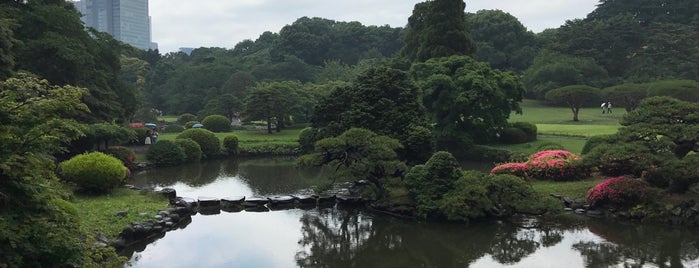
[72,0,154,50]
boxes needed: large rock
[244,197,269,207]
[221,196,245,207]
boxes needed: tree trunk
[266,117,272,134]
[572,107,579,122]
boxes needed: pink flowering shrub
[490,150,590,181]
[586,177,652,207]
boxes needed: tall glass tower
[73,0,152,50]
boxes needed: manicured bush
[146,140,186,166]
[400,124,433,164]
[103,146,135,166]
[176,128,221,158]
[586,177,654,207]
[405,151,463,219]
[491,149,590,181]
[177,113,197,124]
[643,155,699,193]
[584,143,657,177]
[581,134,616,155]
[438,171,491,222]
[201,114,231,132]
[536,142,564,151]
[59,152,126,194]
[173,138,202,162]
[239,142,299,156]
[510,121,537,141]
[298,127,320,153]
[499,127,528,144]
[223,135,239,156]
[185,121,199,129]
[162,124,185,133]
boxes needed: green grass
[536,124,620,137]
[509,99,624,125]
[531,177,606,199]
[73,188,168,239]
[158,115,178,123]
[493,135,588,155]
[159,128,302,143]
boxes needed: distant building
[72,0,152,50]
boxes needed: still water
[127,158,699,268]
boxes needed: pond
[126,158,699,268]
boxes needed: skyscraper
[73,0,154,50]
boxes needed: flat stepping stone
[221,196,245,207]
[336,195,363,205]
[295,195,317,204]
[198,197,220,207]
[270,196,296,205]
[243,197,269,207]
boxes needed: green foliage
[185,120,199,129]
[0,73,89,267]
[602,83,647,112]
[545,85,602,121]
[645,79,699,102]
[585,143,658,177]
[177,113,198,124]
[176,128,221,158]
[405,151,462,219]
[239,142,299,156]
[523,51,609,99]
[298,127,320,153]
[536,142,565,151]
[173,138,202,163]
[201,114,231,132]
[85,123,136,150]
[400,124,433,164]
[401,0,475,62]
[298,128,406,197]
[223,135,239,156]
[643,155,699,193]
[103,146,135,166]
[146,140,186,167]
[59,152,126,194]
[411,55,524,145]
[581,134,617,155]
[499,127,529,144]
[438,171,491,221]
[510,122,538,141]
[162,124,185,133]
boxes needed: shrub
[536,142,564,151]
[146,140,186,166]
[438,171,491,222]
[177,113,197,124]
[173,138,202,162]
[201,114,231,132]
[223,135,239,156]
[499,127,528,144]
[298,127,320,153]
[400,124,433,164]
[491,149,589,181]
[581,134,616,155]
[510,122,537,141]
[405,151,463,219]
[585,143,657,177]
[185,121,199,129]
[59,152,126,194]
[239,142,299,156]
[643,155,699,193]
[176,128,221,158]
[130,127,150,145]
[586,177,653,207]
[162,124,185,133]
[103,146,135,166]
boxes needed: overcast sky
[149,0,601,53]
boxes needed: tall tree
[545,85,601,122]
[401,0,475,62]
[410,55,524,147]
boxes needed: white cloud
[149,0,599,53]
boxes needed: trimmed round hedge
[223,135,239,156]
[174,138,203,162]
[202,114,231,132]
[59,152,126,194]
[177,113,197,124]
[146,140,186,166]
[162,124,185,133]
[176,128,221,158]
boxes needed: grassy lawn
[509,99,625,125]
[531,177,606,200]
[493,135,588,155]
[73,188,168,239]
[158,115,178,123]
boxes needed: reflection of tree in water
[295,208,556,267]
[488,225,540,264]
[575,221,699,267]
[130,160,223,187]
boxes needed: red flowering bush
[586,177,652,207]
[490,150,590,181]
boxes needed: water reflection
[127,159,699,268]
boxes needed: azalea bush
[490,150,590,181]
[586,177,654,207]
[584,143,658,177]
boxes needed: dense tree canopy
[410,55,524,147]
[545,85,601,121]
[402,0,475,62]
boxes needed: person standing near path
[151,129,159,143]
[145,130,152,145]
[606,102,612,114]
[601,102,607,114]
